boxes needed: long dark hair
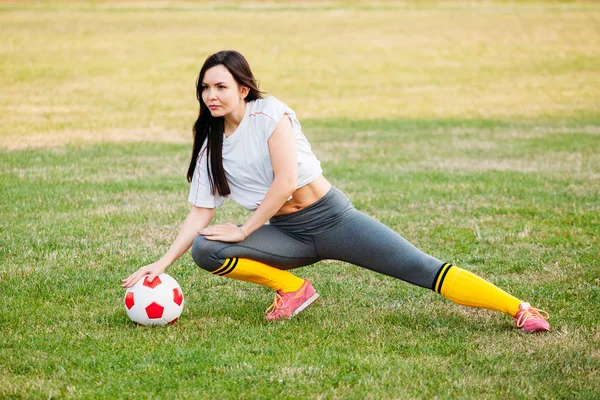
[186,50,264,196]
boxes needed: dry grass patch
[0,128,191,150]
[1,2,599,148]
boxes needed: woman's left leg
[315,208,549,332]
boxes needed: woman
[122,50,549,332]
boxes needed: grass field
[1,1,599,399]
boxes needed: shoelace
[515,307,549,328]
[265,293,285,316]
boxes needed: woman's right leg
[190,225,321,319]
[191,224,318,272]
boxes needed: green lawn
[1,1,599,399]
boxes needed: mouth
[208,105,220,110]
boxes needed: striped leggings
[191,187,445,290]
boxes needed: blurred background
[2,0,598,148]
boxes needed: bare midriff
[275,175,332,216]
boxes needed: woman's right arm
[121,206,215,288]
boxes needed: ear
[239,86,250,99]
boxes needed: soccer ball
[124,273,184,326]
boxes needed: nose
[205,88,217,100]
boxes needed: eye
[218,85,226,89]
[201,85,208,91]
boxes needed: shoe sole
[289,293,320,319]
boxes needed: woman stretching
[122,50,549,333]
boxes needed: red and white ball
[124,273,184,326]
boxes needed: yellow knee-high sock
[434,263,522,317]
[210,258,304,293]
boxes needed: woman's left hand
[200,223,247,243]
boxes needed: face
[201,65,249,118]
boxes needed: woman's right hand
[121,262,166,288]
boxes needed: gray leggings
[191,187,444,289]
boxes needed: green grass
[1,1,600,399]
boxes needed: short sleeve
[188,145,226,208]
[258,97,289,140]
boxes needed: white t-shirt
[188,97,322,210]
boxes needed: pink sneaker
[265,280,319,321]
[514,302,550,333]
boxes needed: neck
[224,101,247,136]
